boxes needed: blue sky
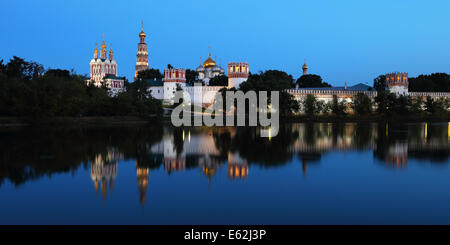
[1,0,449,86]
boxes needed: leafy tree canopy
[373,75,386,92]
[296,74,331,88]
[209,75,228,86]
[240,70,294,92]
[137,68,162,80]
[409,73,450,92]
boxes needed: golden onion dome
[203,57,216,68]
[203,53,216,68]
[302,63,308,69]
[139,30,146,37]
[101,40,107,50]
[203,47,217,68]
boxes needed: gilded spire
[139,20,146,37]
[101,33,107,50]
[302,59,308,75]
[94,43,98,59]
[109,44,113,60]
[100,33,107,59]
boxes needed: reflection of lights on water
[188,130,191,142]
[425,123,428,142]
[448,122,450,140]
[268,127,272,141]
[386,123,388,137]
[182,130,185,141]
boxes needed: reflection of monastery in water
[90,148,122,200]
[289,123,450,170]
[149,127,249,182]
[86,123,450,206]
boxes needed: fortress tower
[163,68,186,103]
[135,21,149,78]
[386,72,408,96]
[227,62,249,89]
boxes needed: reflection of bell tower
[202,167,216,185]
[301,158,307,176]
[136,162,149,205]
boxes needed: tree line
[2,56,449,120]
[301,91,450,116]
[0,56,162,121]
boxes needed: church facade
[88,34,125,96]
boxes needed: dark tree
[0,56,163,120]
[352,93,372,115]
[409,73,450,92]
[331,94,346,115]
[240,70,294,92]
[303,94,319,115]
[0,59,6,74]
[375,91,396,114]
[44,69,71,79]
[185,69,198,85]
[239,70,299,116]
[425,96,435,113]
[373,75,386,92]
[5,56,44,80]
[137,68,162,80]
[296,74,331,88]
[209,75,228,86]
[391,95,411,114]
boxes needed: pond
[1,122,450,224]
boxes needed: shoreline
[2,114,450,128]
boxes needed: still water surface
[1,122,450,224]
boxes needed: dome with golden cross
[203,47,216,68]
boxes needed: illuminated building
[196,47,225,85]
[135,21,149,78]
[227,62,249,89]
[386,72,408,96]
[88,34,125,96]
[162,68,186,103]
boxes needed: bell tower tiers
[135,21,149,78]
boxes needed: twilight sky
[1,0,449,86]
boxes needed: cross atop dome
[203,46,216,68]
